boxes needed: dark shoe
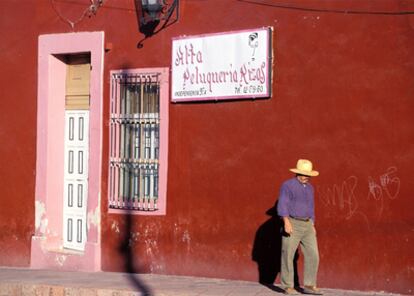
[303,286,323,295]
[284,287,300,295]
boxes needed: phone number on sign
[235,85,264,95]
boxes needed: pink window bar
[109,72,162,212]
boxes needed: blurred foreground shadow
[119,211,153,296]
[252,202,299,292]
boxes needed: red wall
[1,0,413,294]
[0,0,37,266]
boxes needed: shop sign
[171,27,272,102]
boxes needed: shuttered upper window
[108,68,169,215]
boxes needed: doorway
[62,54,91,251]
[31,31,104,271]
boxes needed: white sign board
[171,27,272,102]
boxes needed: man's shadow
[252,201,299,292]
[118,212,153,296]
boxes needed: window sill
[108,207,165,216]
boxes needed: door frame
[31,32,104,271]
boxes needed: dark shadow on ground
[118,212,153,296]
[112,63,153,295]
[252,202,299,292]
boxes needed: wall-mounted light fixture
[135,0,179,38]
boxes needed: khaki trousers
[280,218,319,288]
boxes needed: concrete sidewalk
[0,268,404,296]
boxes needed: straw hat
[289,159,319,177]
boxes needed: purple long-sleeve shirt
[277,177,315,222]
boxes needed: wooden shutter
[65,55,90,110]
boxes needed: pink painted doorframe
[31,32,104,271]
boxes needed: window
[109,68,168,214]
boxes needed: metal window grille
[109,73,160,211]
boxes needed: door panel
[63,111,89,251]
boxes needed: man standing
[277,159,323,295]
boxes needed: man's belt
[290,216,311,222]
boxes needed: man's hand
[283,217,293,235]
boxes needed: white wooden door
[63,111,89,251]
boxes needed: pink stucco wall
[31,31,104,271]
